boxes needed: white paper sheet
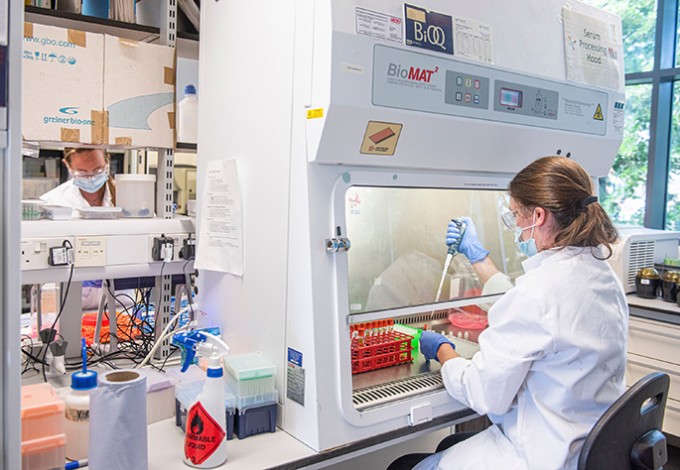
[195,159,243,275]
[453,17,493,64]
[563,8,622,90]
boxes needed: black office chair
[578,372,670,470]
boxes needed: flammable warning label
[185,401,226,465]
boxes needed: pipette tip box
[224,353,277,403]
[224,353,278,438]
[20,383,66,469]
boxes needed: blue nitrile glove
[446,217,490,263]
[419,330,455,362]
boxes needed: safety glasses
[500,208,518,231]
[70,165,109,179]
[499,195,525,231]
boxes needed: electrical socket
[148,233,187,263]
[21,238,75,271]
[180,236,196,260]
[74,236,107,267]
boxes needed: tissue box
[103,35,175,148]
[22,22,104,144]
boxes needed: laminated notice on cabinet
[355,7,403,43]
[563,8,622,90]
[453,17,493,64]
[195,159,243,275]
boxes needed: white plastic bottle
[178,84,198,144]
[185,356,227,468]
[64,342,97,461]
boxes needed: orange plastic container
[21,434,66,470]
[81,311,142,345]
[21,383,65,442]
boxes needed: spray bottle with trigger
[431,218,467,327]
[173,331,230,468]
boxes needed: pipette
[430,218,467,328]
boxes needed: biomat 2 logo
[387,62,440,85]
[42,107,94,126]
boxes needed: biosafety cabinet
[197,0,624,451]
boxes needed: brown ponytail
[508,156,618,259]
[107,177,116,206]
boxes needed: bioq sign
[412,22,447,51]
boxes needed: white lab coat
[40,179,113,217]
[439,246,629,470]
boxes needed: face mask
[514,211,539,257]
[73,171,108,194]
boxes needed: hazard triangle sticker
[593,104,604,121]
[184,401,226,465]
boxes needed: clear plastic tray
[175,379,236,411]
[225,353,276,381]
[235,392,278,411]
[224,353,276,399]
[77,207,123,219]
[42,204,72,220]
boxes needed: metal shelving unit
[3,0,23,466]
[24,5,199,59]
[21,1,197,364]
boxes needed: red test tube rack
[350,319,413,374]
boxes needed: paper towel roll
[90,370,148,470]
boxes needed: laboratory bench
[626,294,680,439]
[23,352,477,469]
[145,408,475,470]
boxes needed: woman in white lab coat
[391,156,628,470]
[40,147,116,213]
[40,147,118,309]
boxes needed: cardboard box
[22,23,104,144]
[103,35,175,148]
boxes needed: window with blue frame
[585,0,679,229]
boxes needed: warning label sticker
[360,121,403,156]
[184,401,226,466]
[593,103,604,120]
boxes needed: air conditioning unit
[608,226,680,293]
